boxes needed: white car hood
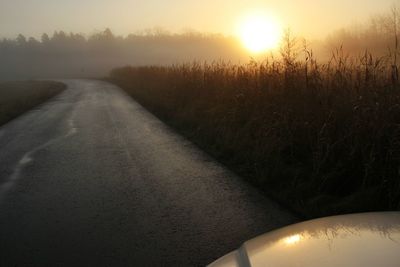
[208,212,400,267]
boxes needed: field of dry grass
[110,47,400,218]
[0,81,66,126]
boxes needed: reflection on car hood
[208,212,400,267]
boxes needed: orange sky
[0,0,395,38]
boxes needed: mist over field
[0,30,246,81]
[0,6,399,81]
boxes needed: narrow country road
[0,80,296,266]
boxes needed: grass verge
[0,81,66,126]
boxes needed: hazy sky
[0,0,396,39]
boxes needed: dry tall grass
[0,81,65,126]
[110,45,400,218]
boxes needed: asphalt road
[0,79,296,266]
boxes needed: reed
[110,46,400,218]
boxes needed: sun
[238,13,282,53]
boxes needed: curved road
[0,80,296,266]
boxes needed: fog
[1,6,399,80]
[0,29,249,81]
[1,0,393,40]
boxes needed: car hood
[208,212,400,267]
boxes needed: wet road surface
[0,80,296,266]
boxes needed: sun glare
[238,13,282,53]
[283,234,302,245]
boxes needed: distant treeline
[1,7,399,80]
[324,6,400,60]
[0,29,247,80]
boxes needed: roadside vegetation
[110,28,400,218]
[0,81,66,126]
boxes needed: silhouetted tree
[41,33,50,44]
[16,34,27,46]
